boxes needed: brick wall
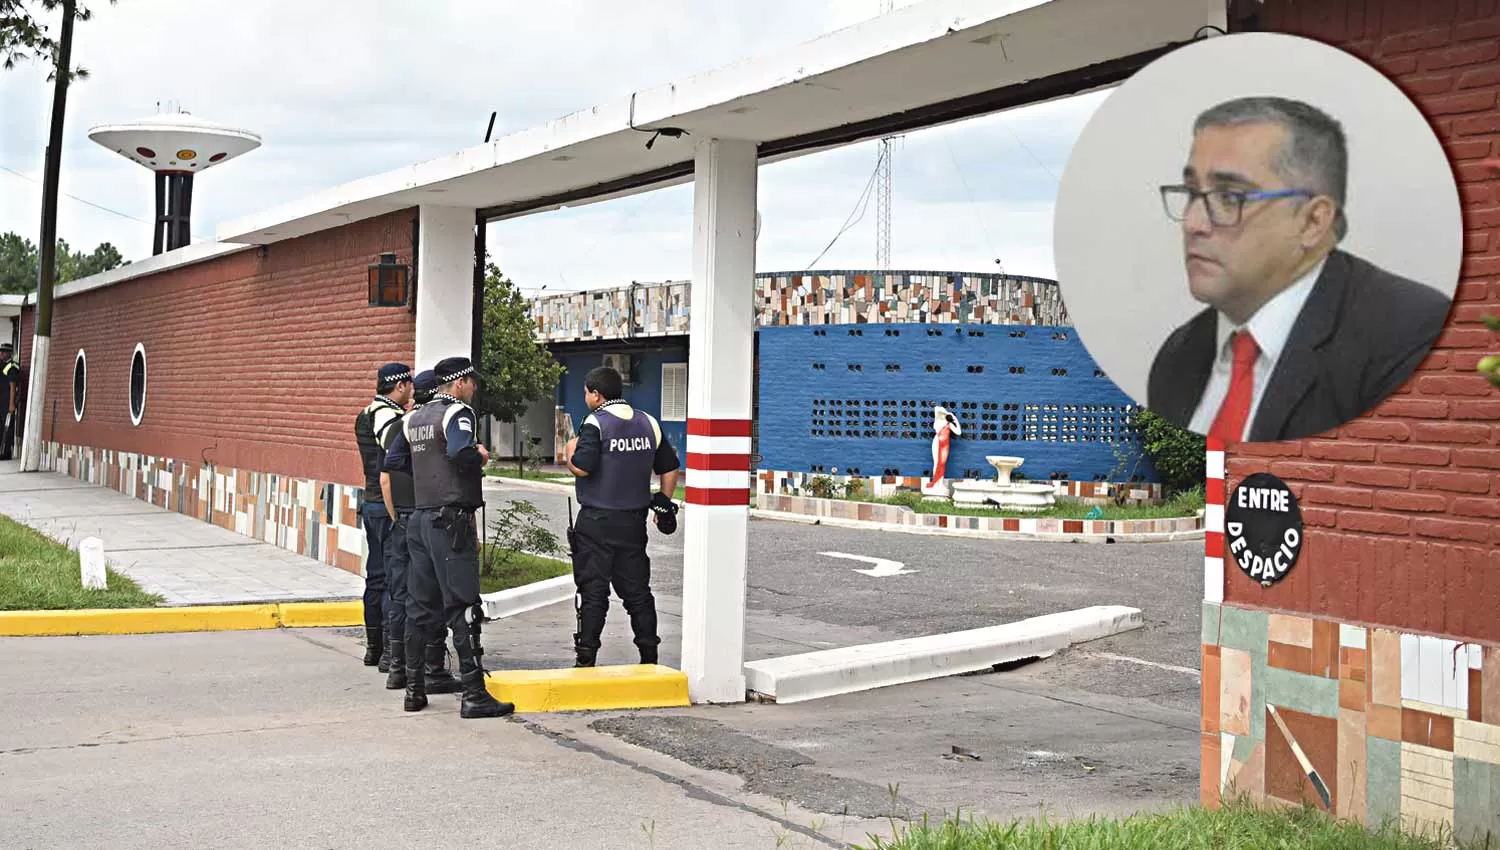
[17,209,419,487]
[1224,2,1500,640]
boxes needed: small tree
[474,260,564,457]
[1479,313,1499,389]
[1136,408,1206,496]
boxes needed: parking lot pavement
[479,480,1205,823]
[0,629,901,849]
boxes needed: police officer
[0,342,18,461]
[377,369,460,695]
[382,356,513,718]
[354,362,413,669]
[563,365,680,668]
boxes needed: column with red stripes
[680,137,757,704]
[1204,435,1226,603]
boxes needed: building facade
[15,210,420,574]
[1201,1,1500,843]
[535,270,1165,502]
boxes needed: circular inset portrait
[1052,32,1461,444]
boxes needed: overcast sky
[0,0,1111,292]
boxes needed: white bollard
[79,536,107,590]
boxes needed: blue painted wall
[756,323,1158,483]
[555,346,690,454]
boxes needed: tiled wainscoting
[42,442,371,575]
[1202,602,1500,843]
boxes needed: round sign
[1225,472,1303,587]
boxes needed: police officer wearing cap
[377,369,460,695]
[382,357,513,718]
[563,365,680,668]
[354,362,413,669]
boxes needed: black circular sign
[1225,472,1303,587]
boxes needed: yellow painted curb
[276,601,364,628]
[485,664,691,713]
[0,604,281,636]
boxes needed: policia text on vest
[382,356,514,719]
[564,366,681,668]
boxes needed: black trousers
[405,507,481,646]
[385,508,412,640]
[571,505,659,655]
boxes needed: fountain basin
[950,481,1058,510]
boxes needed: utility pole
[20,0,77,472]
[875,0,895,269]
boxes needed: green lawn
[850,801,1479,850]
[0,516,163,610]
[483,467,688,503]
[477,549,572,594]
[826,486,1205,521]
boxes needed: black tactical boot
[363,627,383,666]
[377,631,392,673]
[423,642,460,694]
[385,633,406,690]
[403,633,426,712]
[454,631,513,719]
[639,643,658,666]
[574,636,596,668]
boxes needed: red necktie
[1209,329,1259,444]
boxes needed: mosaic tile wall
[42,442,372,576]
[1202,603,1500,844]
[759,492,1199,538]
[757,469,1165,503]
[530,271,1069,341]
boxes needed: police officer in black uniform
[354,362,412,669]
[563,365,680,667]
[382,357,513,718]
[0,342,18,461]
[377,369,460,695]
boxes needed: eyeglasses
[1160,184,1315,227]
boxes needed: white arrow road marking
[819,551,918,577]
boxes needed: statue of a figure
[925,405,961,491]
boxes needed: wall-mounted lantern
[368,252,409,307]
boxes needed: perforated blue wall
[755,323,1158,483]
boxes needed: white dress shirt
[1188,258,1326,441]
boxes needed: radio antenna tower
[875,0,895,269]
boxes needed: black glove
[649,491,678,535]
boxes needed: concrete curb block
[747,508,1203,543]
[742,604,1144,704]
[480,574,576,620]
[0,575,578,637]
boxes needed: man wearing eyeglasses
[1147,96,1452,443]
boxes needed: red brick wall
[1224,0,1500,643]
[17,209,419,486]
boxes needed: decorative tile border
[757,492,1202,539]
[757,468,1165,504]
[40,442,371,576]
[1202,604,1500,842]
[530,270,1069,342]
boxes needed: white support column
[414,204,477,370]
[680,137,758,704]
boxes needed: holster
[437,505,475,552]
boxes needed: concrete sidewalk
[0,463,365,606]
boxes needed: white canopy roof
[218,0,1221,245]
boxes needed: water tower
[88,104,261,255]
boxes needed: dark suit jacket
[1147,249,1453,442]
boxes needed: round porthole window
[72,349,86,421]
[129,343,146,426]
